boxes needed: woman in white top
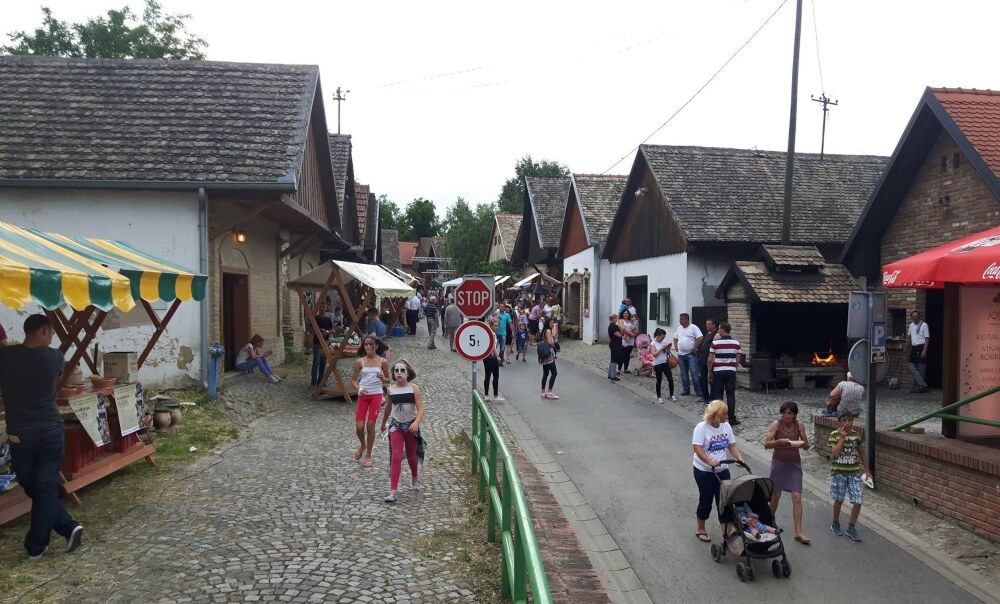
[234,334,281,383]
[351,336,390,468]
[650,328,675,402]
[617,310,638,373]
[692,400,745,543]
[379,358,425,503]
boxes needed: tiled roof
[0,56,318,183]
[495,214,522,258]
[932,88,1000,179]
[641,145,887,244]
[329,134,352,219]
[355,183,370,244]
[364,192,378,250]
[572,174,627,244]
[399,241,418,266]
[723,260,860,304]
[525,176,572,249]
[760,245,825,269]
[381,229,401,268]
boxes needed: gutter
[198,187,210,389]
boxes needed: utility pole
[811,94,839,160]
[333,86,350,134]
[781,0,803,246]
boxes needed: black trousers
[405,309,418,335]
[710,371,738,420]
[483,355,500,396]
[655,364,674,398]
[541,362,558,390]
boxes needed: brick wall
[813,416,1000,542]
[725,283,752,389]
[880,130,1000,389]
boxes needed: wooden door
[223,272,250,370]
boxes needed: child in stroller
[632,333,654,377]
[735,502,782,542]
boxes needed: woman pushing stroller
[692,400,745,543]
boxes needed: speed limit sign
[454,320,496,362]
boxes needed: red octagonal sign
[455,277,493,318]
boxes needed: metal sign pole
[472,360,478,395]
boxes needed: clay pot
[152,410,172,430]
[169,409,183,426]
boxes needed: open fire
[811,350,838,367]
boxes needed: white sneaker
[670,395,677,402]
[269,375,281,384]
[494,395,505,401]
[411,481,423,491]
[657,397,663,403]
[384,492,397,503]
[485,395,492,402]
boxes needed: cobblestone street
[554,337,1000,589]
[8,329,486,603]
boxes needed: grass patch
[282,349,309,366]
[0,388,247,600]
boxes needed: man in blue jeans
[0,314,84,559]
[310,302,334,387]
[673,313,704,398]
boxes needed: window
[940,156,948,173]
[890,308,906,338]
[953,152,961,170]
[582,273,590,316]
[650,288,671,325]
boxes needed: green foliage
[496,154,570,214]
[378,194,402,232]
[443,197,497,276]
[400,197,441,241]
[479,258,509,276]
[2,1,208,59]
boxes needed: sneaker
[28,546,48,560]
[609,376,620,382]
[485,395,492,402]
[384,492,398,503]
[269,375,281,384]
[541,393,547,399]
[657,397,663,403]
[546,393,559,399]
[730,419,741,426]
[846,525,862,541]
[67,524,84,553]
[494,396,505,401]
[411,481,423,491]
[681,391,691,396]
[670,395,677,402]
[831,520,843,536]
[522,358,527,363]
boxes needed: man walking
[405,292,421,336]
[424,296,440,349]
[906,310,930,393]
[708,322,744,425]
[0,315,84,559]
[310,302,333,388]
[673,313,704,397]
[443,300,463,351]
[698,318,718,404]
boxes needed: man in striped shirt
[708,322,745,426]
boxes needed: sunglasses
[393,367,408,374]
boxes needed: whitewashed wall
[562,246,596,342]
[0,188,203,387]
[607,252,688,335]
[686,252,732,309]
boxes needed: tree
[496,154,570,214]
[400,197,440,241]
[2,1,207,59]
[442,198,496,276]
[378,194,401,232]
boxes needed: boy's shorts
[830,472,863,505]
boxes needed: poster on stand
[958,286,1000,438]
[113,383,143,436]
[68,393,111,447]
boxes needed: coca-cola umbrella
[881,224,1000,288]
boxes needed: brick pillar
[724,282,752,389]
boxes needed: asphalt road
[487,354,979,603]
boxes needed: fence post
[477,408,488,503]
[487,435,498,543]
[471,398,479,475]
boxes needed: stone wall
[813,416,1000,542]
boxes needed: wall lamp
[634,187,648,198]
[232,227,247,244]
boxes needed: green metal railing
[471,390,552,604]
[893,384,1000,431]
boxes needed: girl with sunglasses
[351,336,390,468]
[380,359,425,502]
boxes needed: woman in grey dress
[764,401,811,544]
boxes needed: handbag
[668,355,679,369]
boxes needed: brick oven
[717,245,862,390]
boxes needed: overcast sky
[7,0,1000,216]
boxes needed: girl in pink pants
[380,358,425,503]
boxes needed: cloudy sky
[6,0,1000,215]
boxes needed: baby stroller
[710,460,792,582]
[632,333,654,377]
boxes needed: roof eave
[0,176,297,193]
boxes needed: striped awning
[0,221,207,312]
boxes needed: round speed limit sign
[454,320,496,362]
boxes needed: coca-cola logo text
[983,262,1000,280]
[883,270,902,285]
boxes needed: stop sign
[455,277,493,318]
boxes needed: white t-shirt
[908,321,929,346]
[406,295,421,311]
[674,324,703,355]
[235,342,254,365]
[650,339,671,365]
[692,420,735,472]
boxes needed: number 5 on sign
[455,320,495,362]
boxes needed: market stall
[0,221,206,524]
[509,272,561,304]
[289,261,415,400]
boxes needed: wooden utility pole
[781,0,804,246]
[333,87,350,134]
[811,93,839,160]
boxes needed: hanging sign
[113,383,143,436]
[68,393,112,447]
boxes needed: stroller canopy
[721,474,775,509]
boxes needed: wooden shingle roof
[640,145,887,244]
[495,214,522,258]
[760,245,826,269]
[718,260,860,304]
[525,176,572,249]
[572,174,627,244]
[328,134,353,221]
[355,183,370,244]
[381,229,401,269]
[0,56,321,184]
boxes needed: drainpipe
[198,187,210,388]
[594,243,604,344]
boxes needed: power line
[375,66,487,88]
[811,0,825,93]
[602,0,789,174]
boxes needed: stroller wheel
[710,544,721,563]
[781,559,792,578]
[736,562,748,582]
[772,560,782,578]
[744,562,755,582]
[634,368,639,376]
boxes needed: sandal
[354,446,363,461]
[362,457,374,468]
[696,532,711,543]
[794,535,811,545]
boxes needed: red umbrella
[881,224,1000,288]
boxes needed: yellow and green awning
[0,221,206,312]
